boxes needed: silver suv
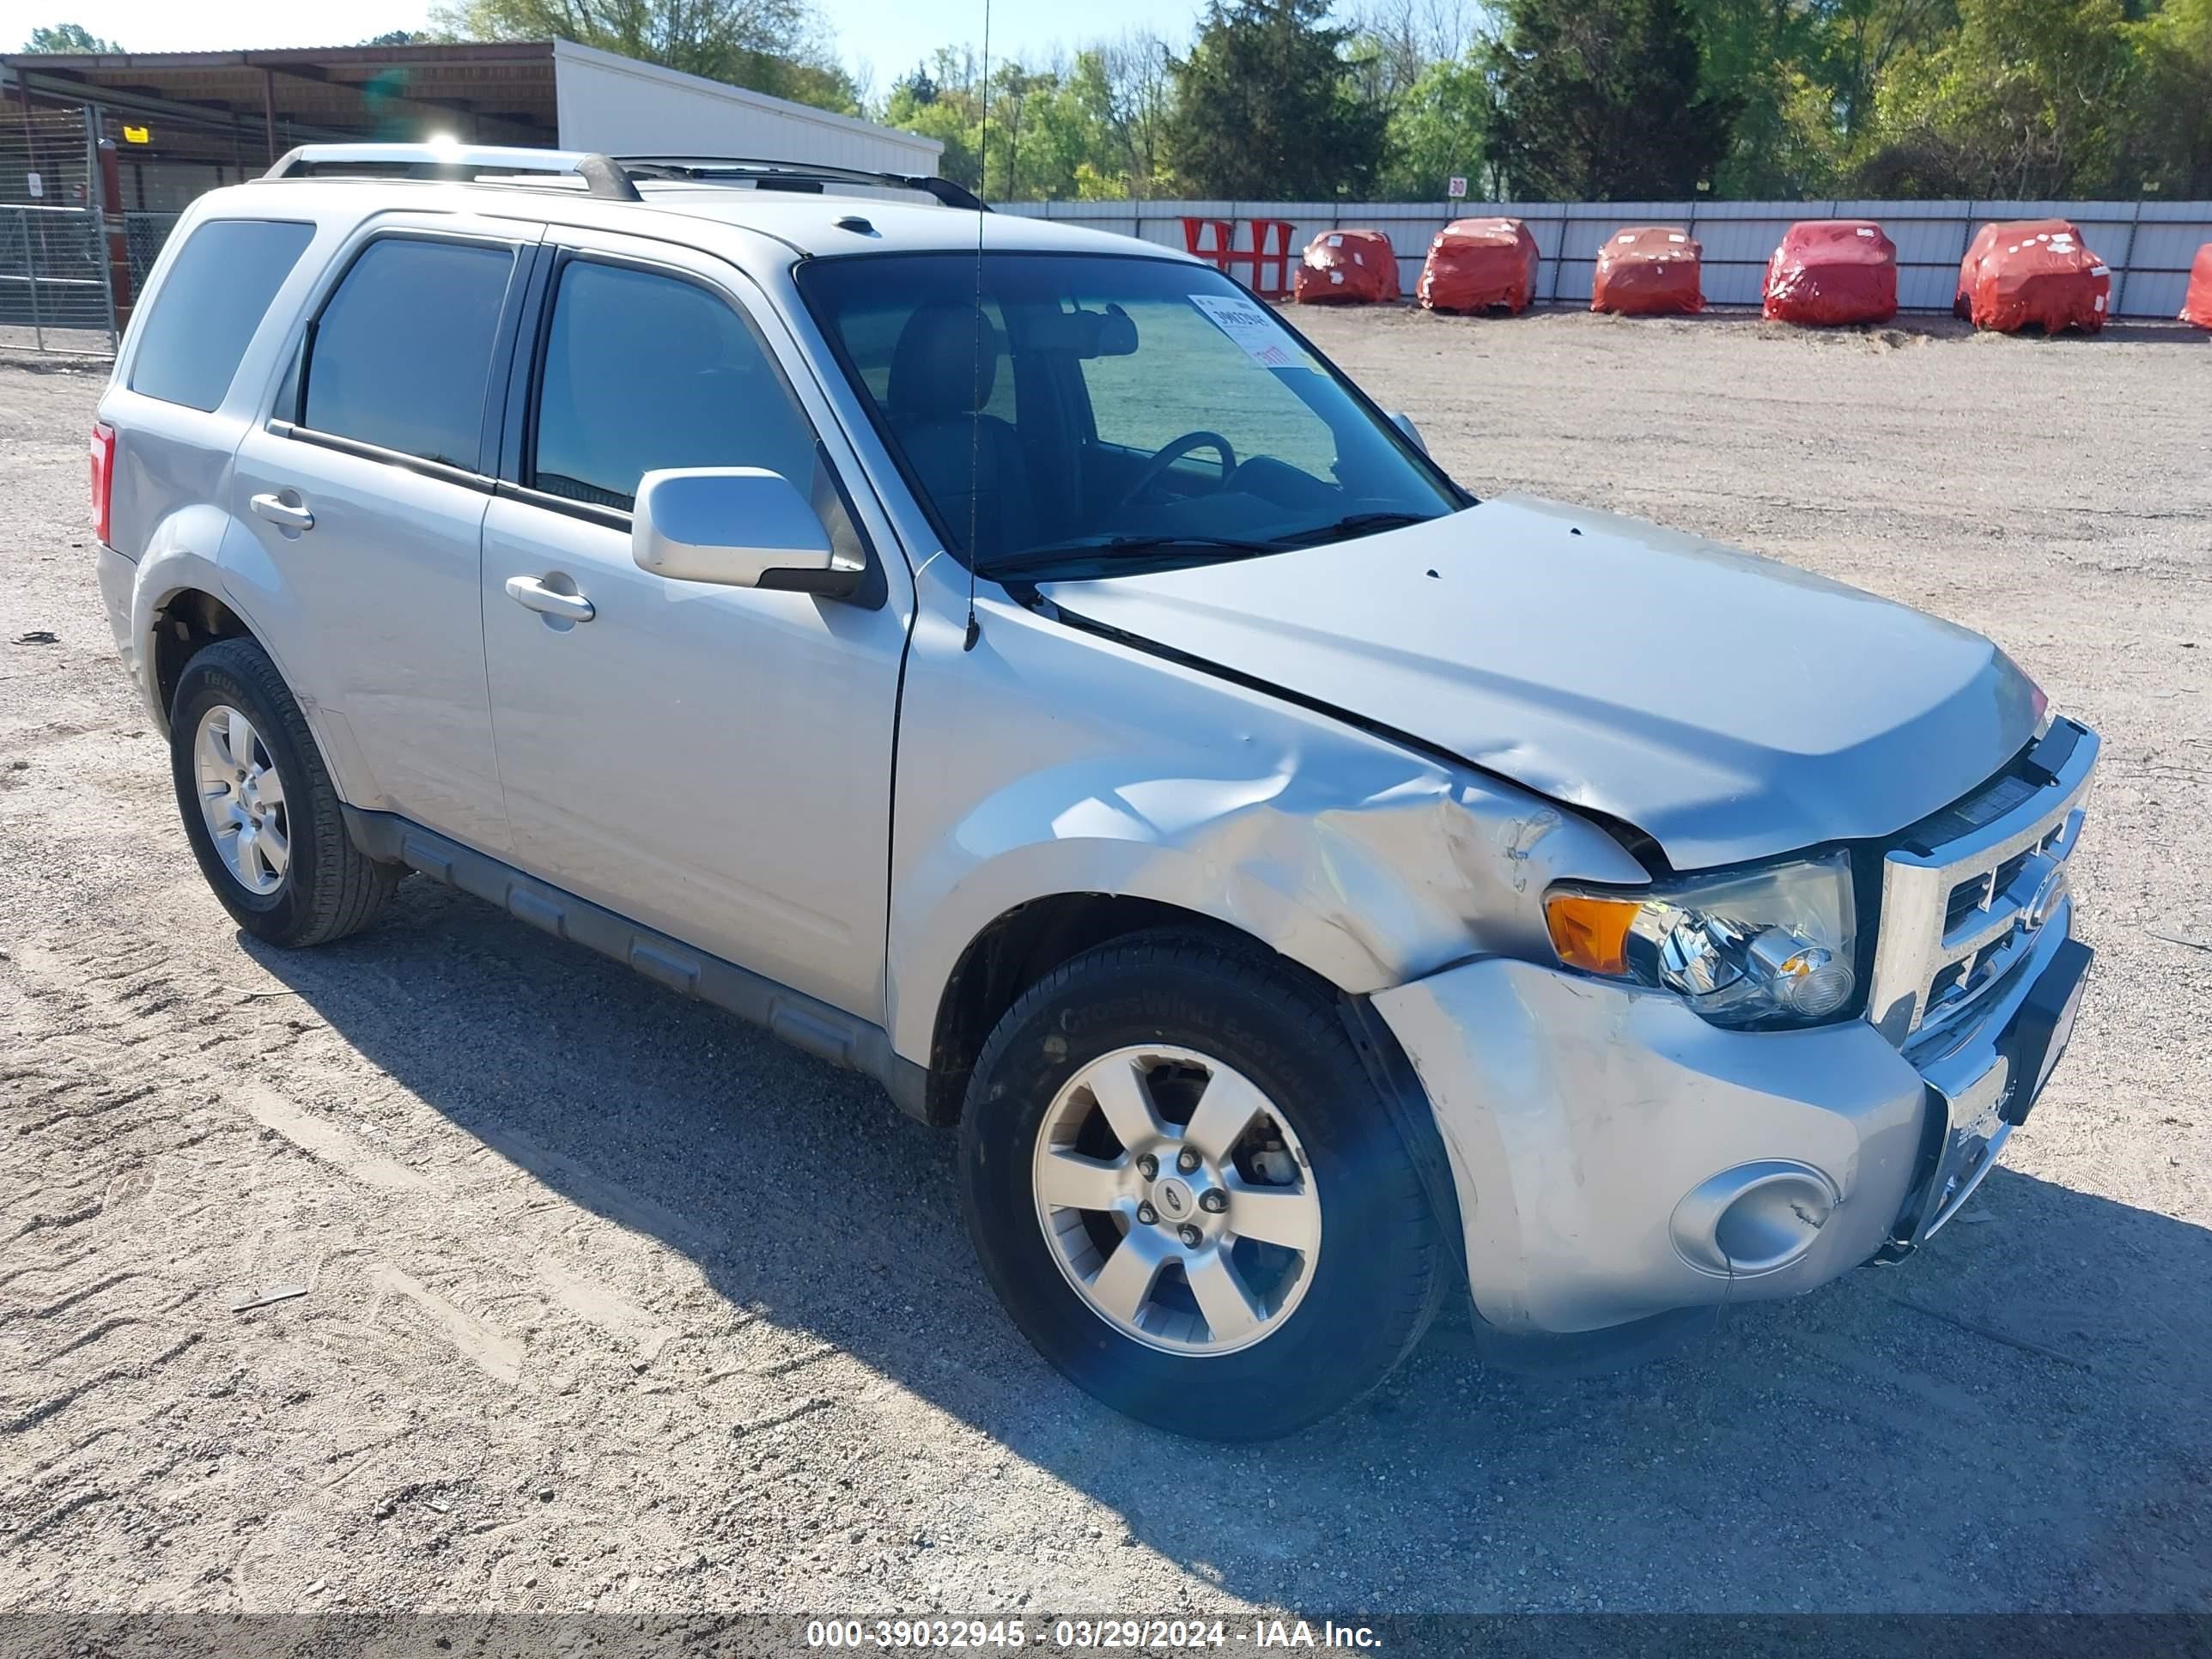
[93,144,2098,1439]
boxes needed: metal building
[2,39,939,207]
[0,38,940,350]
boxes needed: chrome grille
[1868,720,2097,1050]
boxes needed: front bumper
[1371,895,2089,1336]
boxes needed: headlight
[1542,852,1857,1030]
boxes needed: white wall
[1002,198,2212,319]
[552,40,943,177]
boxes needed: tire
[168,637,400,947]
[958,932,1448,1440]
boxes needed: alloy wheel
[1030,1044,1322,1355]
[193,704,290,896]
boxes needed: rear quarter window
[128,219,315,412]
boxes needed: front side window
[130,218,314,412]
[302,237,515,469]
[798,252,1459,578]
[529,258,817,513]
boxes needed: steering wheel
[1109,430,1239,514]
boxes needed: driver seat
[886,303,1036,562]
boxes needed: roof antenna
[962,0,991,653]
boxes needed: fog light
[1671,1161,1840,1276]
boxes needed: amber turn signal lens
[1543,891,1641,977]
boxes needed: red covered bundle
[1417,217,1540,315]
[2181,244,2212,329]
[1292,228,1401,305]
[1956,221,2110,334]
[1590,227,1703,316]
[1952,222,2008,318]
[1762,220,1898,325]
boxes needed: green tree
[430,0,861,114]
[1483,0,1739,197]
[2118,0,2212,194]
[886,58,981,186]
[1374,54,1490,198]
[1696,0,1827,194]
[1815,0,1958,155]
[22,21,122,52]
[1164,0,1387,198]
[1856,0,2134,195]
[884,35,1176,201]
[1073,35,1176,197]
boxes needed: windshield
[796,252,1462,580]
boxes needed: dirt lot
[3,309,2209,1620]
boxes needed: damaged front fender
[884,562,1650,1066]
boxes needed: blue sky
[3,0,1206,99]
[833,0,1201,89]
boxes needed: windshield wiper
[1268,511,1438,548]
[978,534,1281,580]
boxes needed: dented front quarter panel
[884,556,1649,1066]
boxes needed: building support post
[92,108,132,334]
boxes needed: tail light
[90,421,116,546]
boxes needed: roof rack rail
[263,144,642,202]
[616,155,990,213]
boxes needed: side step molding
[343,807,933,1123]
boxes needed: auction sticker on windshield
[1189,293,1308,368]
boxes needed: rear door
[228,216,536,854]
[479,228,910,1021]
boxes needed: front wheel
[958,933,1449,1439]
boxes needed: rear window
[302,237,516,471]
[128,219,314,412]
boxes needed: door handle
[249,492,314,532]
[505,574,595,623]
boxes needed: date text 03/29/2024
[803,1619,1383,1650]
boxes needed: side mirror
[1388,411,1428,456]
[632,467,860,599]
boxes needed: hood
[1039,496,2040,869]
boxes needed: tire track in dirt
[0,918,892,1594]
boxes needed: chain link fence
[0,204,117,353]
[1,104,92,207]
[125,210,184,289]
[0,102,117,353]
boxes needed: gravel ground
[2,308,2209,1620]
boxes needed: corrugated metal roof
[0,40,937,173]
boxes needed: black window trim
[490,476,631,533]
[267,226,534,488]
[126,215,319,414]
[265,418,492,494]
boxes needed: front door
[479,233,910,1021]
